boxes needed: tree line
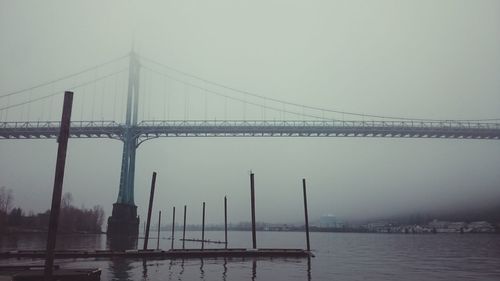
[0,187,105,234]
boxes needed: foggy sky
[1,0,500,226]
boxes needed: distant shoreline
[1,229,498,236]
[0,227,105,235]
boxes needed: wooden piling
[143,172,157,250]
[302,178,310,252]
[44,91,73,281]
[224,196,228,249]
[250,173,257,249]
[171,206,176,249]
[201,202,206,250]
[157,211,161,250]
[182,205,187,249]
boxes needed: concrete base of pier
[107,203,139,237]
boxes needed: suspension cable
[0,69,127,111]
[0,54,128,99]
[143,66,329,120]
[139,55,500,122]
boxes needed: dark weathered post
[44,91,73,280]
[250,172,257,249]
[143,172,157,250]
[182,205,187,249]
[302,178,310,251]
[224,196,228,249]
[171,206,176,249]
[156,211,161,250]
[201,202,205,250]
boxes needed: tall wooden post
[302,178,310,251]
[201,202,205,250]
[250,173,257,249]
[44,91,73,280]
[182,205,187,249]
[171,206,176,249]
[224,196,228,249]
[156,211,161,250]
[143,172,157,250]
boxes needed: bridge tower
[107,51,141,236]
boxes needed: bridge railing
[0,121,124,140]
[137,120,500,130]
[0,120,122,129]
[2,119,499,130]
[130,119,500,140]
[2,119,500,140]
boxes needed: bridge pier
[107,203,140,236]
[107,135,140,236]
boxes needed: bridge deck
[1,120,500,140]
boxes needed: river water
[1,231,499,280]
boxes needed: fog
[1,0,500,226]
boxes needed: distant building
[428,220,462,233]
[366,222,385,232]
[427,220,495,233]
[467,221,495,233]
[319,215,342,228]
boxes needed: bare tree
[93,205,105,231]
[0,186,13,231]
[61,192,73,209]
[0,186,13,213]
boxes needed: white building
[467,221,495,233]
[319,214,342,228]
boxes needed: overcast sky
[1,0,500,226]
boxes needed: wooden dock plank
[0,248,312,259]
[12,268,101,281]
[0,267,100,281]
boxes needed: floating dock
[0,265,101,281]
[1,248,312,259]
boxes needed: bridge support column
[107,50,141,237]
[107,134,139,236]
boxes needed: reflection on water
[166,260,174,281]
[109,258,133,281]
[199,258,205,280]
[251,259,256,281]
[107,235,138,281]
[107,235,137,251]
[307,257,311,281]
[70,256,309,281]
[111,257,305,281]
[141,259,147,281]
[0,233,106,251]
[178,259,185,279]
[1,231,500,280]
[222,258,227,281]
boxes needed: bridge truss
[1,119,500,142]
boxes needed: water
[1,231,500,280]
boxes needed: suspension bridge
[1,51,499,236]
